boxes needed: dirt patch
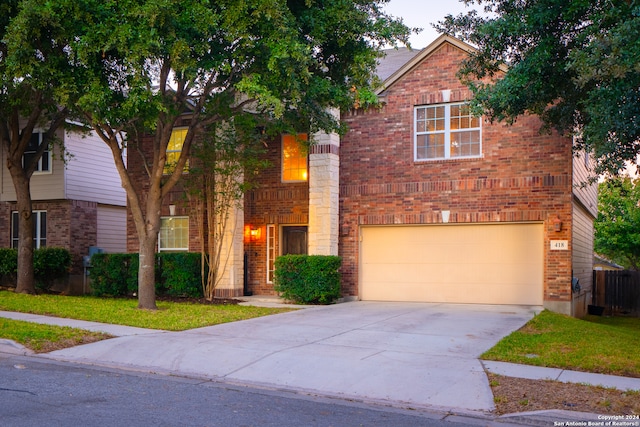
[489,374,640,415]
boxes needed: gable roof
[375,35,477,96]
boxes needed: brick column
[308,110,340,256]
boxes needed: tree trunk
[137,234,158,310]
[9,163,36,294]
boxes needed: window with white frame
[415,102,481,161]
[11,211,47,249]
[266,224,275,283]
[23,132,51,173]
[158,216,189,251]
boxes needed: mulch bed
[488,373,640,415]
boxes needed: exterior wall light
[553,215,562,232]
[169,204,176,216]
[250,226,261,241]
[442,210,450,224]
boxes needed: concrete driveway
[43,301,538,413]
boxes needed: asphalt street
[0,355,482,427]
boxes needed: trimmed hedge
[0,248,18,286]
[89,253,139,296]
[0,247,71,290]
[157,253,202,298]
[34,247,72,290]
[89,252,203,298]
[273,255,341,304]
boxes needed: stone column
[214,199,245,298]
[308,110,340,256]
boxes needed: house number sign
[550,240,568,250]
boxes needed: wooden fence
[592,270,640,316]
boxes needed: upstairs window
[282,134,308,182]
[24,132,51,173]
[164,128,189,174]
[415,103,481,161]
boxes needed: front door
[282,226,308,255]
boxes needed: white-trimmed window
[11,211,47,249]
[158,216,189,251]
[282,134,308,182]
[266,224,276,283]
[24,132,51,173]
[415,102,481,161]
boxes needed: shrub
[274,255,341,304]
[89,252,203,298]
[33,247,72,291]
[0,248,18,287]
[157,253,203,298]
[89,253,139,296]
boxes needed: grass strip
[0,318,111,353]
[481,310,640,378]
[0,290,294,331]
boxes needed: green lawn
[0,290,293,331]
[0,317,110,353]
[481,310,640,378]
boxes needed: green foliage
[482,310,640,377]
[89,253,203,298]
[274,255,341,305]
[89,253,139,297]
[0,317,110,353]
[0,247,71,290]
[33,247,72,291]
[157,253,203,298]
[0,290,293,332]
[437,0,640,176]
[0,248,18,285]
[595,176,640,270]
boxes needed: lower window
[158,217,189,251]
[11,211,47,249]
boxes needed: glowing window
[164,128,189,174]
[282,134,308,182]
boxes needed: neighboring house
[128,35,597,316]
[0,127,127,291]
[593,255,624,271]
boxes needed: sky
[382,0,482,49]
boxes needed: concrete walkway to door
[34,301,539,413]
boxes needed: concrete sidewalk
[2,301,639,420]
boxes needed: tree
[186,118,269,301]
[437,0,640,176]
[11,0,409,309]
[595,176,640,270]
[1,0,89,293]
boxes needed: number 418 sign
[550,240,568,250]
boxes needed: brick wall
[0,199,97,284]
[244,136,309,295]
[339,42,574,306]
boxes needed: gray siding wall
[572,150,598,218]
[65,130,126,206]
[96,205,126,253]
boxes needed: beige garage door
[360,223,543,305]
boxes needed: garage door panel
[361,224,543,305]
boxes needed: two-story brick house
[129,35,596,316]
[0,127,127,291]
[338,35,596,316]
